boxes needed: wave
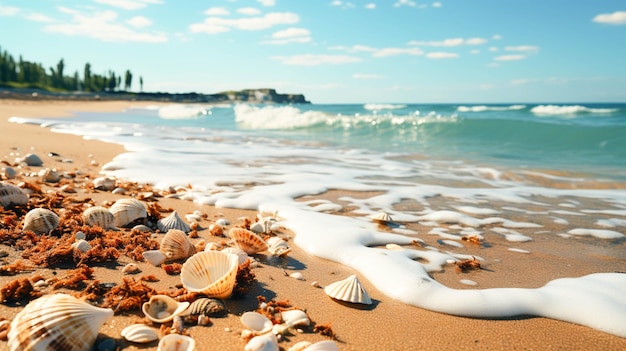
[530,105,618,116]
[363,103,407,111]
[155,104,213,119]
[457,105,526,112]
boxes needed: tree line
[0,45,143,93]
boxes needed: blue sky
[0,0,624,103]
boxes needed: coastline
[1,99,625,350]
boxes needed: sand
[0,99,625,350]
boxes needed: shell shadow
[260,254,306,271]
[327,297,380,311]
[226,281,277,315]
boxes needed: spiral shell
[0,182,28,208]
[121,324,158,343]
[229,227,268,255]
[109,198,147,228]
[160,229,197,262]
[83,206,116,229]
[180,251,239,299]
[142,295,190,323]
[8,294,114,351]
[324,274,372,305]
[267,237,292,257]
[157,211,191,233]
[180,298,228,317]
[23,208,59,234]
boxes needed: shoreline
[1,99,625,350]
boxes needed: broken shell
[267,237,292,257]
[244,332,278,351]
[122,263,140,274]
[324,274,372,305]
[157,334,195,351]
[83,206,116,229]
[93,177,116,191]
[8,294,114,351]
[109,198,147,227]
[371,211,393,224]
[142,295,190,324]
[157,211,192,233]
[23,208,60,234]
[21,153,43,166]
[121,324,159,343]
[241,311,273,335]
[302,340,340,351]
[180,298,228,317]
[142,250,166,266]
[0,182,28,207]
[72,239,92,253]
[160,229,197,262]
[171,315,184,334]
[281,309,310,327]
[180,251,239,299]
[229,227,268,255]
[221,247,249,265]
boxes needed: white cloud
[593,11,626,25]
[25,12,55,22]
[331,1,356,9]
[238,7,262,16]
[265,27,311,44]
[272,54,361,66]
[45,6,167,42]
[204,7,229,16]
[0,6,20,16]
[257,0,275,6]
[127,15,151,28]
[331,1,342,6]
[426,52,459,59]
[505,45,539,52]
[465,37,487,45]
[93,0,163,11]
[394,0,416,7]
[365,3,376,9]
[190,12,300,34]
[494,54,525,61]
[409,37,487,47]
[492,34,502,40]
[353,73,384,79]
[432,2,442,8]
[373,47,423,57]
[488,46,498,52]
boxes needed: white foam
[457,105,526,112]
[531,105,617,116]
[363,103,407,110]
[567,228,625,239]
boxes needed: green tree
[140,76,143,92]
[83,63,92,91]
[124,70,132,91]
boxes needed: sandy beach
[1,99,625,351]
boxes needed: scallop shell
[21,153,43,166]
[8,293,114,351]
[371,211,393,223]
[244,332,278,351]
[23,208,60,234]
[229,228,268,255]
[121,324,159,343]
[180,251,239,299]
[324,274,372,305]
[157,334,196,351]
[160,229,197,262]
[0,182,28,207]
[267,237,292,257]
[281,309,310,327]
[142,295,190,323]
[180,298,228,317]
[83,206,116,229]
[109,198,147,227]
[142,250,167,266]
[157,211,192,233]
[241,311,273,335]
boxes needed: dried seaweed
[101,277,157,313]
[232,259,256,298]
[0,277,42,303]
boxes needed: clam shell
[157,334,195,351]
[371,211,393,223]
[160,229,197,262]
[121,324,159,343]
[324,274,372,305]
[180,298,228,317]
[142,250,166,266]
[142,295,190,323]
[83,206,116,229]
[229,228,268,255]
[281,309,310,327]
[109,198,147,227]
[23,208,59,234]
[244,332,278,351]
[267,237,292,257]
[0,182,28,207]
[157,211,192,233]
[241,311,273,335]
[8,293,114,351]
[180,251,239,299]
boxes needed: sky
[0,0,625,104]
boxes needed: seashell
[133,224,153,232]
[40,168,60,183]
[171,315,184,334]
[109,198,147,228]
[324,274,372,305]
[72,239,92,253]
[93,177,116,191]
[160,229,197,262]
[180,298,228,317]
[281,309,310,327]
[157,334,195,351]
[0,182,28,207]
[157,211,192,233]
[290,272,305,281]
[112,187,126,195]
[143,250,166,266]
[121,324,159,343]
[215,218,229,226]
[142,295,190,324]
[267,237,292,257]
[122,263,140,274]
[83,206,116,229]
[287,341,312,351]
[180,251,239,299]
[240,311,273,335]
[371,211,393,224]
[8,293,114,351]
[244,332,278,351]
[23,208,59,234]
[302,340,340,351]
[21,153,43,166]
[185,210,202,222]
[220,247,249,265]
[229,228,268,255]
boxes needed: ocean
[10,102,626,337]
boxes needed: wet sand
[1,99,625,350]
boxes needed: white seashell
[244,332,279,351]
[160,229,197,262]
[220,247,249,265]
[180,251,239,299]
[0,182,28,207]
[371,211,393,223]
[287,341,312,351]
[122,263,140,274]
[23,208,59,234]
[281,309,310,327]
[271,323,290,335]
[324,274,372,305]
[240,311,273,335]
[142,295,190,323]
[385,243,405,251]
[109,198,147,227]
[204,242,222,252]
[21,153,43,166]
[40,168,60,183]
[93,177,116,191]
[267,237,292,257]
[171,315,184,334]
[290,272,305,281]
[72,239,92,253]
[121,324,159,343]
[8,294,114,351]
[215,218,229,226]
[302,340,340,351]
[112,187,126,195]
[83,206,116,229]
[157,211,192,233]
[229,228,268,255]
[157,334,195,351]
[133,224,153,232]
[143,250,166,266]
[185,211,202,222]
